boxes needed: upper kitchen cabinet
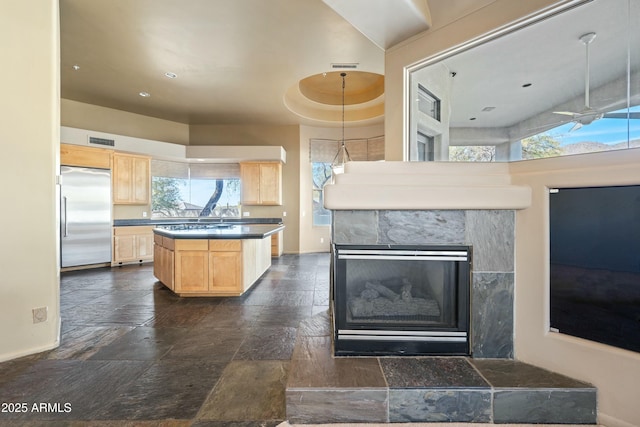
[60,143,112,169]
[112,153,151,204]
[240,162,282,205]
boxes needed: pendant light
[331,72,351,174]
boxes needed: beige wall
[0,0,60,361]
[299,124,384,253]
[61,99,190,145]
[190,124,301,253]
[510,150,640,427]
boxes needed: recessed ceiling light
[481,106,496,112]
[72,65,80,71]
[469,117,477,121]
[164,72,177,79]
[522,83,532,88]
[139,91,151,97]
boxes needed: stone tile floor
[0,253,330,426]
[0,253,597,426]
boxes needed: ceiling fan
[553,32,640,131]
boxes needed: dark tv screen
[549,185,640,353]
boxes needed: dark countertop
[153,223,285,240]
[115,218,283,227]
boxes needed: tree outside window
[312,162,332,226]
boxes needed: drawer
[163,236,175,250]
[209,240,242,252]
[154,234,164,245]
[175,239,208,251]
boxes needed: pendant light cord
[338,72,351,164]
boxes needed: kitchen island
[153,223,284,297]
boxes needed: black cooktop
[158,223,234,231]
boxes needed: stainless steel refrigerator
[60,166,112,267]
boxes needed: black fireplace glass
[331,244,471,356]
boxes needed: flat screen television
[549,185,640,353]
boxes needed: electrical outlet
[142,211,147,218]
[32,307,47,324]
[320,237,324,243]
[243,212,250,217]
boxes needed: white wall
[510,150,640,427]
[0,0,60,361]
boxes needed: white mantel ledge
[323,161,531,210]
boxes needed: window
[417,132,435,161]
[417,84,441,121]
[312,162,332,226]
[523,106,640,158]
[449,145,496,162]
[308,137,385,226]
[408,0,640,162]
[151,160,241,218]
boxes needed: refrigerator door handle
[62,196,68,237]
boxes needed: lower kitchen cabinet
[154,235,271,297]
[153,234,174,290]
[113,226,154,266]
[209,251,242,293]
[173,239,209,294]
[271,230,283,257]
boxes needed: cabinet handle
[62,196,68,237]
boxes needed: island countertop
[153,223,285,240]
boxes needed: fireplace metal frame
[331,244,472,356]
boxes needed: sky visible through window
[543,106,640,148]
[184,179,240,208]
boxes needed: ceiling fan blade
[524,119,570,133]
[602,112,640,119]
[569,122,583,132]
[553,111,577,116]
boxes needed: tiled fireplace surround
[285,163,597,423]
[333,209,516,359]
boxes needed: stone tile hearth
[286,311,597,424]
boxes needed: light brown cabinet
[113,226,154,265]
[240,162,282,205]
[271,230,283,257]
[112,153,150,204]
[153,234,174,290]
[174,240,210,294]
[209,241,242,294]
[154,235,272,297]
[60,143,112,169]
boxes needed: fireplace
[331,244,471,356]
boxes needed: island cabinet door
[175,244,209,293]
[209,251,242,294]
[153,244,162,280]
[161,248,174,291]
[154,244,175,291]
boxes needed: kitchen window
[151,160,241,218]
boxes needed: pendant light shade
[331,72,351,175]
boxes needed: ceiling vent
[331,63,359,69]
[88,136,115,147]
